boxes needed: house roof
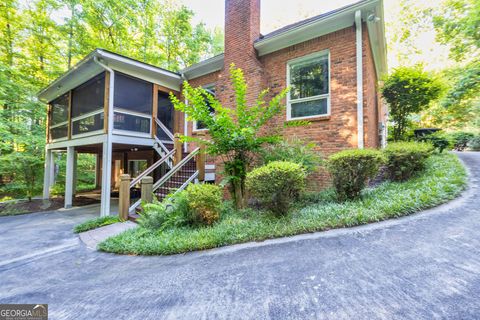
[254,0,387,77]
[183,0,387,79]
[180,53,224,80]
[39,0,387,101]
[38,49,182,103]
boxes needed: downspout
[93,54,114,216]
[355,10,364,149]
[180,73,188,153]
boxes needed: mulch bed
[0,196,100,216]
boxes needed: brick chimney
[220,0,265,106]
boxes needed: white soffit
[38,49,182,103]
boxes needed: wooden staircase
[155,152,197,201]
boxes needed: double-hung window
[193,85,216,131]
[287,50,330,120]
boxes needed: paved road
[0,152,479,320]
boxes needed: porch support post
[65,146,75,208]
[49,151,56,186]
[72,151,78,196]
[141,176,153,204]
[118,174,130,221]
[42,148,54,199]
[95,153,101,188]
[100,141,112,216]
[174,133,182,165]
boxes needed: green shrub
[448,132,475,151]
[467,136,480,151]
[139,192,191,230]
[260,138,322,174]
[384,142,433,181]
[246,161,306,215]
[139,184,223,229]
[417,132,451,153]
[185,183,223,225]
[327,149,386,201]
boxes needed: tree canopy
[0,0,223,199]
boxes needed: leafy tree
[429,0,480,130]
[433,0,479,62]
[381,66,443,141]
[170,65,289,209]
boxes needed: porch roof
[38,49,182,103]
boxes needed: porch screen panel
[114,73,153,114]
[50,93,69,126]
[71,72,105,118]
[50,124,68,140]
[156,92,174,140]
[72,112,104,135]
[114,112,150,134]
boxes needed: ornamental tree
[381,66,442,141]
[170,64,289,208]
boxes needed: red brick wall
[259,27,360,187]
[180,6,382,190]
[219,0,265,108]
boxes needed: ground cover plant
[98,153,466,255]
[73,215,120,233]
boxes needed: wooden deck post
[141,176,154,204]
[174,133,182,165]
[196,133,206,181]
[118,174,130,221]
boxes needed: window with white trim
[193,85,215,131]
[287,51,330,120]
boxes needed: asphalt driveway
[0,152,479,320]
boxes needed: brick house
[38,0,387,216]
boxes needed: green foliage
[139,184,223,230]
[139,192,191,230]
[0,0,222,200]
[185,183,223,225]
[446,131,476,151]
[327,149,386,201]
[430,0,480,130]
[467,136,480,151]
[417,132,451,153]
[384,142,434,181]
[433,0,479,62]
[259,138,322,174]
[246,161,306,215]
[73,215,120,233]
[171,64,289,209]
[99,154,466,255]
[381,66,443,141]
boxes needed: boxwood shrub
[327,149,386,201]
[185,183,223,225]
[246,161,306,215]
[384,142,433,181]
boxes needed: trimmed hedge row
[326,142,434,200]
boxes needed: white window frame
[193,84,216,132]
[286,50,331,121]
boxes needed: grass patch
[98,153,467,255]
[73,215,121,233]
